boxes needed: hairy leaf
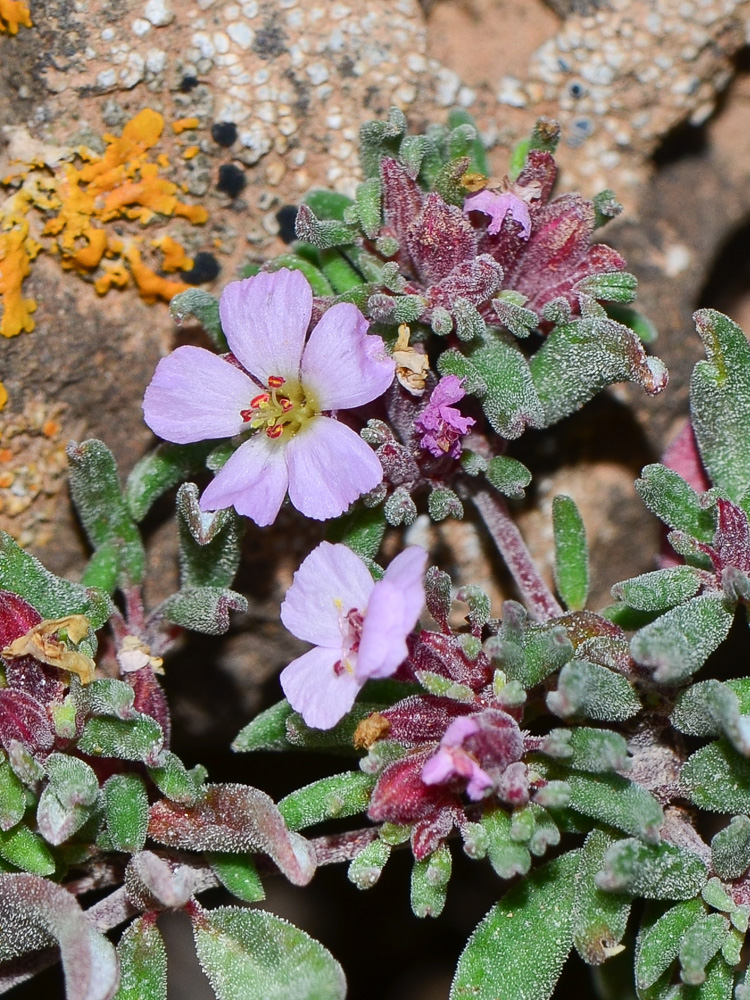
[155,585,247,635]
[711,815,750,880]
[630,596,733,684]
[635,465,715,542]
[278,773,375,831]
[175,483,243,589]
[681,741,750,812]
[547,659,641,721]
[611,567,702,612]
[104,774,149,853]
[411,843,451,919]
[207,853,265,903]
[126,442,215,523]
[636,899,704,990]
[552,495,589,611]
[596,839,707,899]
[573,829,631,965]
[114,916,167,1000]
[564,772,663,843]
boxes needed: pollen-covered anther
[267,375,285,388]
[250,393,270,409]
[266,423,284,439]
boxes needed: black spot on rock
[181,252,221,285]
[216,163,246,198]
[253,18,286,59]
[211,121,238,147]
[179,75,199,92]
[276,205,298,244]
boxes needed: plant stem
[467,486,563,621]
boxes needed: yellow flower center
[240,375,319,442]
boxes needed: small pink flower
[415,375,475,459]
[421,716,493,801]
[463,189,531,239]
[143,269,395,526]
[279,541,427,729]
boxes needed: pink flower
[421,716,493,801]
[143,269,395,526]
[463,189,531,239]
[414,375,475,459]
[279,541,427,729]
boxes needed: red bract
[0,688,54,754]
[406,630,493,691]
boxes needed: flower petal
[286,417,383,520]
[200,434,288,526]
[357,546,427,681]
[281,541,374,647]
[143,346,254,444]
[219,269,312,383]
[301,303,395,409]
[280,645,362,730]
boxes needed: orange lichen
[0,0,32,34]
[183,146,200,160]
[0,109,210,385]
[0,388,6,414]
[172,117,200,134]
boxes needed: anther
[250,392,270,409]
[279,397,293,413]
[268,375,285,388]
[266,423,284,439]
[240,408,254,422]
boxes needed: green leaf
[606,303,657,343]
[630,597,734,684]
[670,681,750,757]
[104,774,149,852]
[77,714,164,765]
[411,843,451,919]
[543,727,631,773]
[491,294,539,339]
[635,465,715,542]
[450,850,580,1000]
[126,441,216,523]
[485,456,532,499]
[354,176,381,238]
[428,487,464,521]
[303,189,354,221]
[612,566,702,612]
[294,204,357,250]
[266,254,334,296]
[691,309,750,499]
[575,272,637,304]
[67,440,145,588]
[347,838,390,890]
[170,287,226,350]
[636,899,704,990]
[564,772,663,843]
[679,912,729,985]
[711,815,750,880]
[147,751,205,805]
[573,829,631,965]
[0,759,27,832]
[0,823,56,875]
[278,773,375,831]
[176,483,243,589]
[233,701,295,753]
[529,316,667,426]
[552,495,589,611]
[481,808,530,880]
[596,839,707,900]
[447,109,489,174]
[192,905,347,1000]
[547,660,641,721]
[681,741,750,812]
[114,916,167,1000]
[0,532,111,628]
[155,585,247,635]
[207,853,265,903]
[326,504,387,560]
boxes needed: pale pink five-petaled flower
[279,541,427,730]
[142,268,395,526]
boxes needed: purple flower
[143,269,395,526]
[463,189,531,239]
[279,541,427,729]
[414,375,475,459]
[421,716,494,801]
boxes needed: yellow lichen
[183,145,200,160]
[0,109,209,391]
[0,0,32,34]
[0,383,7,412]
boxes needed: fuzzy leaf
[175,483,243,589]
[266,254,334,296]
[75,677,136,720]
[552,495,589,611]
[630,596,734,685]
[207,853,265,903]
[294,204,357,249]
[411,843,451,919]
[0,760,26,832]
[428,487,464,522]
[114,916,167,1000]
[147,751,205,805]
[691,309,750,500]
[542,727,630,773]
[148,784,315,886]
[0,823,55,875]
[573,829,631,965]
[635,466,715,542]
[596,839,707,899]
[37,754,100,846]
[679,912,729,985]
[575,271,637,304]
[67,440,145,589]
[77,714,164,766]
[347,838,390,890]
[126,442,215,523]
[491,295,539,339]
[278,773,375,832]
[612,567,702,612]
[681,741,750,812]
[450,850,580,1000]
[233,701,295,753]
[192,905,346,1000]
[303,189,354,221]
[485,456,532,499]
[529,316,667,426]
[354,176,381,239]
[563,772,663,843]
[481,808,531,880]
[671,681,750,756]
[636,899,704,990]
[0,874,119,999]
[326,505,387,561]
[155,586,247,635]
[711,815,750,880]
[103,774,149,853]
[170,287,225,350]
[0,532,111,628]
[547,659,640,721]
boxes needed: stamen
[240,408,254,422]
[268,375,285,388]
[250,392,270,409]
[279,397,293,413]
[266,423,284,439]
